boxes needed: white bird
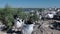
[14,18,24,28]
[13,15,34,34]
[47,13,54,19]
[21,18,34,34]
[13,15,24,31]
[22,24,34,34]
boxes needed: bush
[0,5,26,29]
[29,12,39,21]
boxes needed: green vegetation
[29,11,39,21]
[0,4,39,29]
[0,4,26,29]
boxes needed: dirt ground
[0,31,7,34]
[0,20,60,34]
[32,20,60,34]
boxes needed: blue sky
[0,0,60,8]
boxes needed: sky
[0,0,60,8]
